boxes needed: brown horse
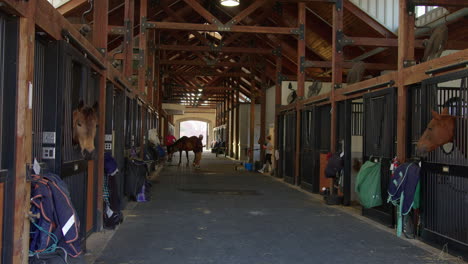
[416,107,456,155]
[73,101,98,160]
[168,136,203,167]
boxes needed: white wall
[350,0,399,33]
[281,81,332,106]
[237,104,261,162]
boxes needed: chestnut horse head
[416,107,456,156]
[73,101,98,160]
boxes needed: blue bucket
[244,163,253,171]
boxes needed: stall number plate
[42,147,55,159]
[43,132,56,144]
[105,143,112,150]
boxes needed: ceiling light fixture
[220,0,239,7]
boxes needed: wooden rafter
[145,21,298,35]
[159,59,248,67]
[183,0,222,24]
[304,60,397,70]
[157,44,273,54]
[226,0,270,25]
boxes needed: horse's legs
[178,150,182,166]
[186,150,189,167]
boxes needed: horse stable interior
[0,0,467,263]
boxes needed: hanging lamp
[220,0,239,7]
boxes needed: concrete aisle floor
[95,152,449,264]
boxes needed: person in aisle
[258,135,273,173]
[193,134,204,168]
[165,131,177,162]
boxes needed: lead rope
[29,221,68,263]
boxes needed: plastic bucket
[244,163,253,171]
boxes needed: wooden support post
[329,0,344,194]
[154,31,161,110]
[123,0,135,78]
[225,92,228,125]
[397,0,415,162]
[230,83,235,157]
[92,0,108,231]
[297,3,306,99]
[93,0,108,53]
[274,54,283,174]
[260,69,267,164]
[235,83,240,160]
[295,3,306,185]
[147,30,155,106]
[225,93,230,155]
[13,5,36,262]
[249,74,256,164]
[331,0,344,153]
[138,0,148,96]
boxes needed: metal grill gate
[0,12,18,263]
[409,70,468,259]
[300,105,319,192]
[276,114,284,178]
[34,40,100,245]
[300,104,332,192]
[362,87,396,227]
[337,101,351,205]
[114,89,127,209]
[282,111,296,184]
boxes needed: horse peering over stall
[416,108,466,157]
[73,100,98,160]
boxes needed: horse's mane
[81,106,96,116]
[173,136,188,145]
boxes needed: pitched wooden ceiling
[59,0,468,108]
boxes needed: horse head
[416,107,456,156]
[73,100,98,160]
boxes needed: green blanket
[355,160,382,208]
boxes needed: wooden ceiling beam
[108,25,125,35]
[183,0,222,24]
[269,5,329,61]
[157,44,273,54]
[144,21,298,35]
[410,0,468,7]
[172,86,234,91]
[167,71,251,77]
[159,59,247,67]
[304,60,397,70]
[221,4,275,46]
[226,0,270,25]
[161,2,212,46]
[346,37,424,48]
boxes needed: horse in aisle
[168,136,203,167]
[73,100,99,160]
